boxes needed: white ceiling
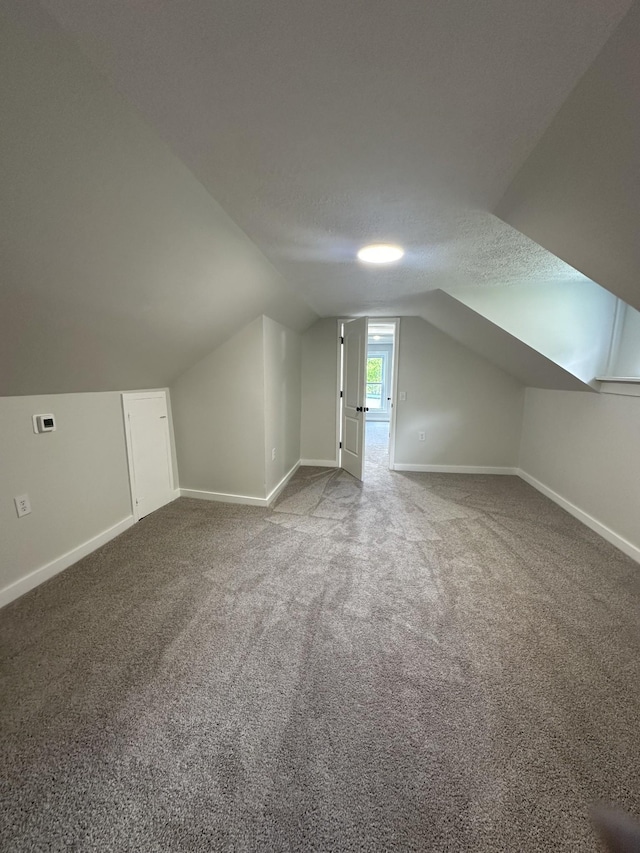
[36,0,631,316]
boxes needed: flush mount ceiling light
[357,243,404,264]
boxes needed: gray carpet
[2,432,640,851]
[365,418,390,467]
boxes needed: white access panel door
[123,392,175,520]
[341,317,368,480]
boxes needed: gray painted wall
[172,315,302,500]
[299,317,524,469]
[519,388,640,551]
[1,393,134,596]
[171,318,266,499]
[263,317,302,494]
[394,318,524,468]
[496,2,640,312]
[0,6,316,397]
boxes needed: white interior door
[341,317,368,480]
[123,391,175,520]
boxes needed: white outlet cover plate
[15,494,32,517]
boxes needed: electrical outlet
[418,431,426,441]
[14,494,31,517]
[32,413,56,433]
[271,448,276,461]
[399,391,407,401]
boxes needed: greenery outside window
[366,349,391,417]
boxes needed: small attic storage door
[122,391,174,520]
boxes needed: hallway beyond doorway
[365,419,389,471]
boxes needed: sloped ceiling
[0,0,634,394]
[449,279,617,386]
[29,0,631,316]
[496,0,640,312]
[408,292,592,392]
[0,3,317,396]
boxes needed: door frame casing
[386,318,400,471]
[122,390,175,521]
[337,318,400,473]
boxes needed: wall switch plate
[399,391,407,401]
[418,431,426,441]
[271,448,276,461]
[15,494,32,517]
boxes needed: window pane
[367,357,383,384]
[366,383,382,408]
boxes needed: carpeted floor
[365,418,390,468]
[2,428,640,851]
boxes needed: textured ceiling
[496,0,640,314]
[36,0,631,317]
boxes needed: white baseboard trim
[299,459,339,468]
[180,488,269,507]
[181,462,302,510]
[266,461,301,507]
[0,515,135,609]
[517,469,640,565]
[393,463,518,475]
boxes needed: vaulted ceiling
[1,0,636,394]
[37,0,631,314]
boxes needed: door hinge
[340,390,343,397]
[339,441,342,449]
[341,336,344,344]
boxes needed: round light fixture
[357,243,404,264]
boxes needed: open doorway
[365,321,397,472]
[338,318,398,480]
